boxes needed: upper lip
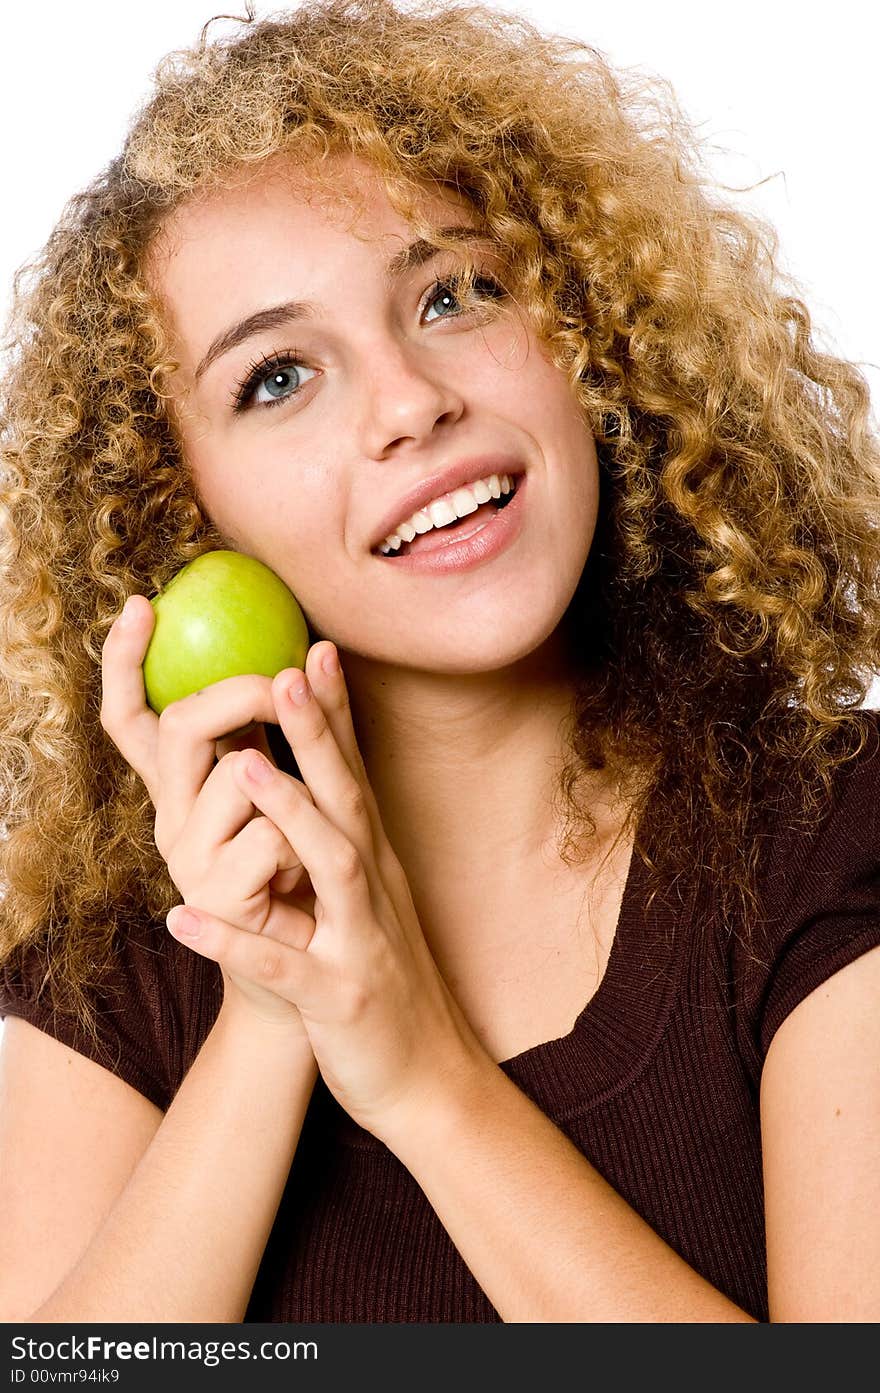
[369,455,526,551]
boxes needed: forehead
[149,152,476,278]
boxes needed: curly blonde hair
[2,0,879,1049]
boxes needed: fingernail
[321,645,340,676]
[245,752,273,782]
[286,675,312,706]
[167,906,200,937]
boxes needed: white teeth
[471,478,493,506]
[449,488,480,518]
[379,473,516,555]
[427,498,460,528]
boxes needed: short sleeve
[0,920,224,1112]
[732,711,880,1087]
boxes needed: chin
[383,597,576,676]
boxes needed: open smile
[373,473,527,576]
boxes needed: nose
[356,334,465,458]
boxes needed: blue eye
[230,353,316,413]
[229,270,506,414]
[424,283,459,321]
[422,272,506,323]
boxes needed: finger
[272,652,385,902]
[156,673,287,852]
[165,749,267,879]
[232,749,373,937]
[168,739,316,891]
[100,595,284,826]
[304,642,385,826]
[303,643,405,891]
[208,803,309,912]
[197,812,316,953]
[269,864,313,898]
[166,902,330,1016]
[100,596,162,803]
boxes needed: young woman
[1,0,878,1324]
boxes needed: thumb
[166,901,328,1014]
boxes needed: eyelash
[228,268,507,413]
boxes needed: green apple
[142,550,311,715]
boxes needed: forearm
[31,1005,318,1323]
[382,1061,757,1323]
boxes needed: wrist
[216,997,318,1068]
[377,1043,498,1163]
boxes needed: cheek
[247,484,339,554]
[474,323,579,422]
[188,462,254,541]
[186,443,332,543]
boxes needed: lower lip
[375,476,528,576]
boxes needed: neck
[341,629,614,954]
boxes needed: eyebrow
[193,225,492,383]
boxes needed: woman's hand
[162,646,490,1141]
[100,594,323,1038]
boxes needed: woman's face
[149,153,600,674]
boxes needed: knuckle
[333,840,363,886]
[253,813,285,852]
[296,720,324,751]
[249,674,271,704]
[341,781,368,822]
[157,701,186,734]
[164,851,183,888]
[336,691,355,724]
[379,846,408,895]
[341,977,369,1023]
[160,840,200,895]
[98,697,122,740]
[254,948,284,983]
[163,845,192,890]
[153,814,169,859]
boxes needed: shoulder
[750,711,880,1319]
[731,709,880,1080]
[0,919,223,1111]
[765,707,880,872]
[760,937,880,1320]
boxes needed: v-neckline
[496,802,689,1118]
[322,778,692,1149]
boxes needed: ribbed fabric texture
[3,711,879,1323]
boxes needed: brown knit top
[3,712,879,1323]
